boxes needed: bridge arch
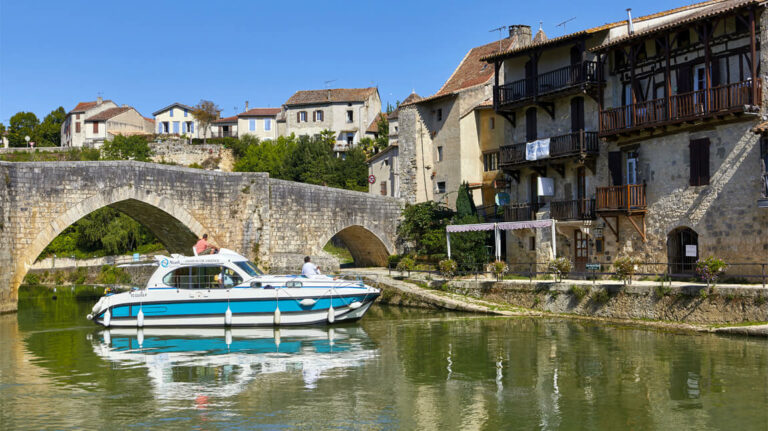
[11,186,210,295]
[320,224,393,267]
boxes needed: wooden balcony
[494,61,604,109]
[504,203,541,222]
[499,130,599,167]
[596,184,646,214]
[550,199,596,221]
[600,80,760,136]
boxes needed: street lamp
[24,135,30,148]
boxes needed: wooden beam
[600,215,619,242]
[750,8,758,104]
[537,102,555,119]
[532,166,547,178]
[552,163,565,178]
[500,112,516,127]
[627,214,647,242]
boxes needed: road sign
[368,174,376,184]
[585,263,600,270]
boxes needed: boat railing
[164,274,242,289]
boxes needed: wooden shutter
[526,108,537,142]
[677,65,692,93]
[297,112,300,122]
[93,122,98,133]
[75,122,80,133]
[689,138,710,186]
[571,97,584,132]
[608,151,623,186]
[711,58,721,87]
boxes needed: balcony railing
[550,199,596,220]
[499,130,599,166]
[596,184,646,212]
[600,80,760,135]
[216,130,237,138]
[762,173,768,199]
[504,202,541,222]
[495,61,604,107]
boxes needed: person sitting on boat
[301,256,321,277]
[195,234,219,255]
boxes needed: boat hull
[91,288,378,328]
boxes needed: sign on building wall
[538,177,554,196]
[685,245,698,257]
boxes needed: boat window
[285,281,303,288]
[235,261,263,277]
[162,266,243,289]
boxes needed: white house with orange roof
[237,103,281,141]
[83,106,154,147]
[61,97,118,147]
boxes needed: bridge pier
[0,161,402,313]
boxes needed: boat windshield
[235,261,263,277]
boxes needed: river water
[1,295,767,430]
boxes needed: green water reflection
[1,296,767,430]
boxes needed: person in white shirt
[301,256,321,276]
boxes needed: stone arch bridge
[0,161,402,313]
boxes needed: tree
[234,135,296,178]
[375,115,389,151]
[192,100,221,144]
[36,107,67,147]
[332,147,369,191]
[101,135,152,161]
[456,182,478,218]
[8,112,39,147]
[397,201,454,257]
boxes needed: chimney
[97,96,103,105]
[327,89,332,101]
[626,8,635,35]
[245,101,249,111]
[122,104,128,108]
[508,25,532,46]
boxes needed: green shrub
[569,285,588,300]
[486,260,508,280]
[438,259,458,278]
[755,295,766,306]
[387,254,403,268]
[695,256,728,288]
[23,273,40,285]
[654,285,672,298]
[96,265,131,284]
[532,296,541,307]
[396,257,415,274]
[68,267,88,284]
[547,257,572,282]
[594,289,610,304]
[188,162,204,169]
[613,256,638,285]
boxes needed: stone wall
[0,161,402,312]
[150,141,235,171]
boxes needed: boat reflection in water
[91,326,377,398]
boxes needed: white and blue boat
[87,249,380,327]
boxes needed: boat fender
[225,306,233,326]
[137,308,144,328]
[348,301,362,310]
[299,298,316,307]
[327,306,335,324]
[103,309,111,327]
[274,306,281,325]
[86,314,93,320]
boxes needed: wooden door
[574,230,589,272]
[571,97,585,133]
[577,167,586,218]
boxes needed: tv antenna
[489,26,507,51]
[556,17,576,34]
[324,79,337,88]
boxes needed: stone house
[237,106,281,141]
[60,97,119,147]
[282,87,382,154]
[81,105,154,147]
[396,30,520,209]
[152,103,207,139]
[366,92,421,198]
[211,116,238,138]
[592,0,768,276]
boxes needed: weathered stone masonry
[0,161,402,313]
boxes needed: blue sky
[1,0,686,123]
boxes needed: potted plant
[438,258,458,279]
[696,256,728,289]
[547,257,572,282]
[613,256,638,285]
[486,260,509,281]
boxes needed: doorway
[667,227,699,274]
[574,230,589,272]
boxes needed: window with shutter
[608,151,623,185]
[689,138,710,186]
[76,122,81,133]
[526,108,537,142]
[93,122,98,133]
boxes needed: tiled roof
[593,0,759,51]
[238,108,282,117]
[214,116,238,124]
[403,38,515,107]
[481,0,726,62]
[85,107,132,122]
[366,144,398,164]
[388,93,422,119]
[152,102,194,116]
[70,100,114,113]
[366,113,385,133]
[144,117,155,123]
[284,87,378,106]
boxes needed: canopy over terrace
[446,219,556,262]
